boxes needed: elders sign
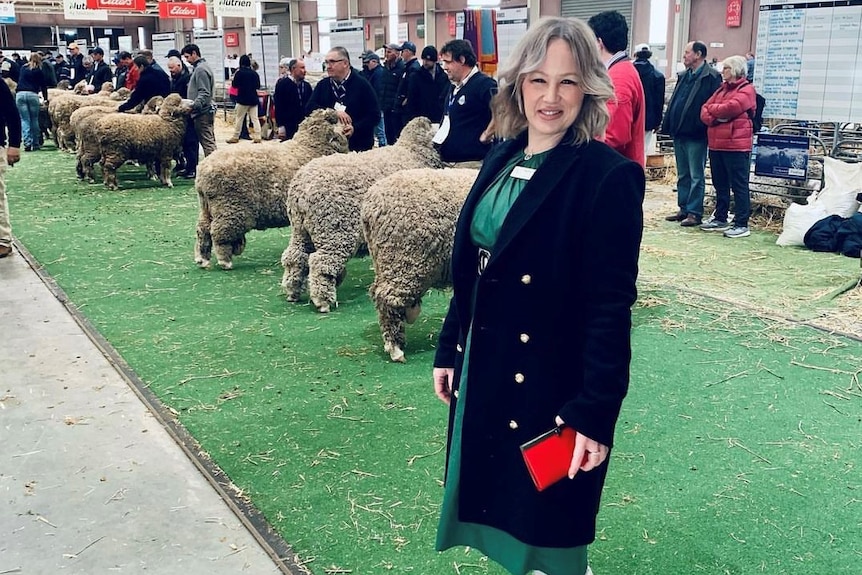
[158,2,207,19]
[86,0,146,9]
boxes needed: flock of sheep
[44,89,479,363]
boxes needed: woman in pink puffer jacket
[699,55,757,238]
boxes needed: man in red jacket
[588,10,645,167]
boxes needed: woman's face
[721,64,733,82]
[521,38,584,151]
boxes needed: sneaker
[680,214,702,227]
[700,218,730,231]
[723,226,750,238]
[226,137,239,144]
[665,210,686,222]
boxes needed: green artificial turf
[6,147,862,575]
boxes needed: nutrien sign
[213,0,256,19]
[158,1,207,19]
[86,0,146,10]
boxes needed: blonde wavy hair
[491,17,614,145]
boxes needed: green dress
[435,148,589,575]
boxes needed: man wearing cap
[633,43,666,157]
[394,42,421,124]
[274,58,312,141]
[360,51,387,147]
[404,45,449,125]
[434,39,496,163]
[86,47,113,92]
[588,10,646,167]
[67,43,86,83]
[380,43,405,144]
[306,46,379,152]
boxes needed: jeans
[709,150,751,227]
[673,136,708,218]
[375,112,387,147]
[16,92,41,149]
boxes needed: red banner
[158,1,207,19]
[726,0,742,27]
[86,0,146,10]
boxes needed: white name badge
[432,116,451,145]
[334,103,346,112]
[510,166,536,180]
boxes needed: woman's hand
[555,415,608,478]
[433,367,455,405]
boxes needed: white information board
[756,0,862,122]
[250,25,280,90]
[496,8,528,71]
[152,32,178,74]
[193,29,226,81]
[330,19,365,70]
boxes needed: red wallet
[520,425,583,492]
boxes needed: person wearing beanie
[404,45,449,124]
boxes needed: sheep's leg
[160,157,173,188]
[102,154,121,190]
[281,228,313,302]
[194,195,213,268]
[374,293,408,363]
[307,250,350,313]
[209,220,244,270]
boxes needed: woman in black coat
[227,54,262,143]
[433,17,644,575]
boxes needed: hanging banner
[64,0,108,20]
[0,3,16,24]
[86,0,146,10]
[213,0,255,19]
[726,0,742,28]
[159,1,206,19]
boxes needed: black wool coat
[274,75,312,139]
[434,134,644,548]
[306,68,380,152]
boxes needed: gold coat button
[514,373,525,384]
[520,333,530,343]
[453,389,460,399]
[521,274,532,285]
[456,344,463,353]
[508,420,519,430]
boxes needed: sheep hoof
[286,295,300,302]
[317,305,330,313]
[217,260,233,270]
[389,347,406,363]
[165,181,174,189]
[196,258,210,268]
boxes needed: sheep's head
[397,116,442,165]
[73,80,88,94]
[297,108,349,154]
[158,93,188,119]
[111,87,131,101]
[143,95,164,114]
[99,81,114,94]
[56,79,71,91]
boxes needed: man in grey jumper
[180,44,217,176]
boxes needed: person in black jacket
[168,55,196,175]
[118,56,170,113]
[380,43,405,144]
[15,53,49,151]
[53,54,71,84]
[0,78,22,258]
[404,45,449,125]
[86,47,113,92]
[227,54,262,143]
[274,58,311,141]
[632,43,666,157]
[306,47,380,152]
[394,41,421,127]
[67,43,86,83]
[660,40,721,227]
[360,51,387,146]
[434,39,497,163]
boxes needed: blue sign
[754,133,810,180]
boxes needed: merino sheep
[93,93,188,190]
[72,96,162,182]
[361,168,477,362]
[49,83,121,151]
[194,109,348,270]
[281,117,443,313]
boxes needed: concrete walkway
[0,243,287,574]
